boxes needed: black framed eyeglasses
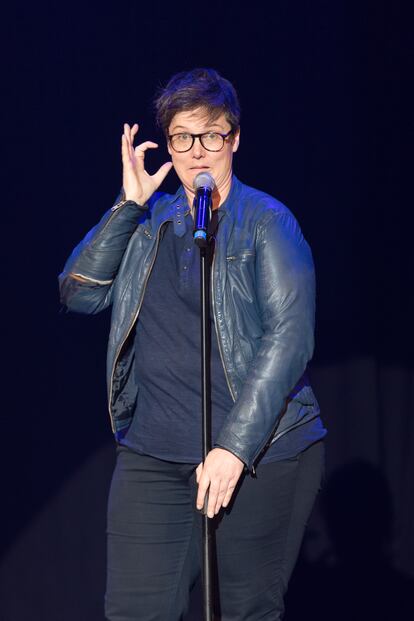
[168,130,234,153]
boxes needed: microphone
[193,172,215,247]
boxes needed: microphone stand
[194,198,215,621]
[200,242,214,621]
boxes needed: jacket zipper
[211,250,236,402]
[212,247,256,471]
[71,273,114,285]
[108,219,169,430]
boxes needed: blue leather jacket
[59,175,320,469]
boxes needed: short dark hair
[154,68,241,135]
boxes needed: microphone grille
[193,171,215,191]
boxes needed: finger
[133,141,159,170]
[196,463,203,484]
[206,481,220,518]
[152,161,173,186]
[221,482,237,510]
[196,474,210,511]
[121,134,133,168]
[134,141,159,154]
[124,123,138,160]
[124,123,131,146]
[130,123,139,148]
[214,486,229,515]
[128,125,136,159]
[123,124,134,161]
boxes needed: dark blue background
[1,1,412,619]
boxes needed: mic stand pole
[199,243,214,621]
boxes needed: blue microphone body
[193,172,215,247]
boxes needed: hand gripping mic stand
[193,172,215,621]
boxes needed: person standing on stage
[59,67,326,620]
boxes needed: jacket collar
[217,174,242,215]
[169,173,242,212]
[150,173,242,233]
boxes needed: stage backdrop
[1,1,412,619]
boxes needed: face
[167,107,240,205]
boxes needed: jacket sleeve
[59,200,148,314]
[215,210,316,469]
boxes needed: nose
[191,136,205,158]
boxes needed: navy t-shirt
[121,212,326,464]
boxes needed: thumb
[152,161,173,187]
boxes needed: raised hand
[121,123,173,205]
[196,448,245,518]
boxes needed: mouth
[190,166,210,170]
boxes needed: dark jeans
[105,441,324,621]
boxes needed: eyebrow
[169,123,224,133]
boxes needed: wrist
[124,194,146,205]
[122,186,148,205]
[213,444,247,467]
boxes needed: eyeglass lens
[170,133,226,152]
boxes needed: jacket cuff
[213,432,258,471]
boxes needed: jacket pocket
[226,250,256,262]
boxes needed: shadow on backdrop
[286,461,414,620]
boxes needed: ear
[232,128,240,153]
[167,138,173,157]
